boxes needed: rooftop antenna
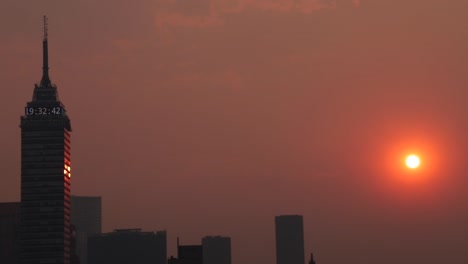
[40,15,51,86]
[43,15,48,40]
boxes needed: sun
[405,154,420,169]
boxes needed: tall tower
[275,215,305,264]
[20,16,72,264]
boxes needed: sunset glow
[3,2,468,264]
[405,155,420,169]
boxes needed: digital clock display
[25,107,64,115]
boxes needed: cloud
[155,0,360,29]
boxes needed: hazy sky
[2,0,468,263]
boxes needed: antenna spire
[43,15,48,40]
[40,15,51,87]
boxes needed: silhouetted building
[88,229,166,264]
[169,238,203,264]
[202,236,231,264]
[0,202,20,264]
[20,16,72,264]
[168,256,180,264]
[177,245,203,264]
[71,225,80,264]
[275,215,305,264]
[178,245,203,264]
[71,196,102,264]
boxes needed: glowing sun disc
[406,155,420,169]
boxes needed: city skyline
[2,1,468,263]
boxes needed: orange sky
[1,0,468,263]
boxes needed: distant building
[71,195,102,264]
[168,238,203,264]
[88,229,166,264]
[70,224,80,264]
[0,202,20,264]
[178,243,203,264]
[202,236,231,264]
[168,256,179,264]
[275,215,305,264]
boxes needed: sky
[1,0,468,263]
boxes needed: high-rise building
[168,238,203,264]
[20,16,72,264]
[275,215,305,264]
[88,229,167,264]
[71,196,102,264]
[178,244,203,264]
[202,236,231,264]
[0,202,21,264]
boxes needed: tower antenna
[40,15,51,86]
[43,15,48,40]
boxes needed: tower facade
[275,215,305,264]
[0,202,21,264]
[20,17,72,264]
